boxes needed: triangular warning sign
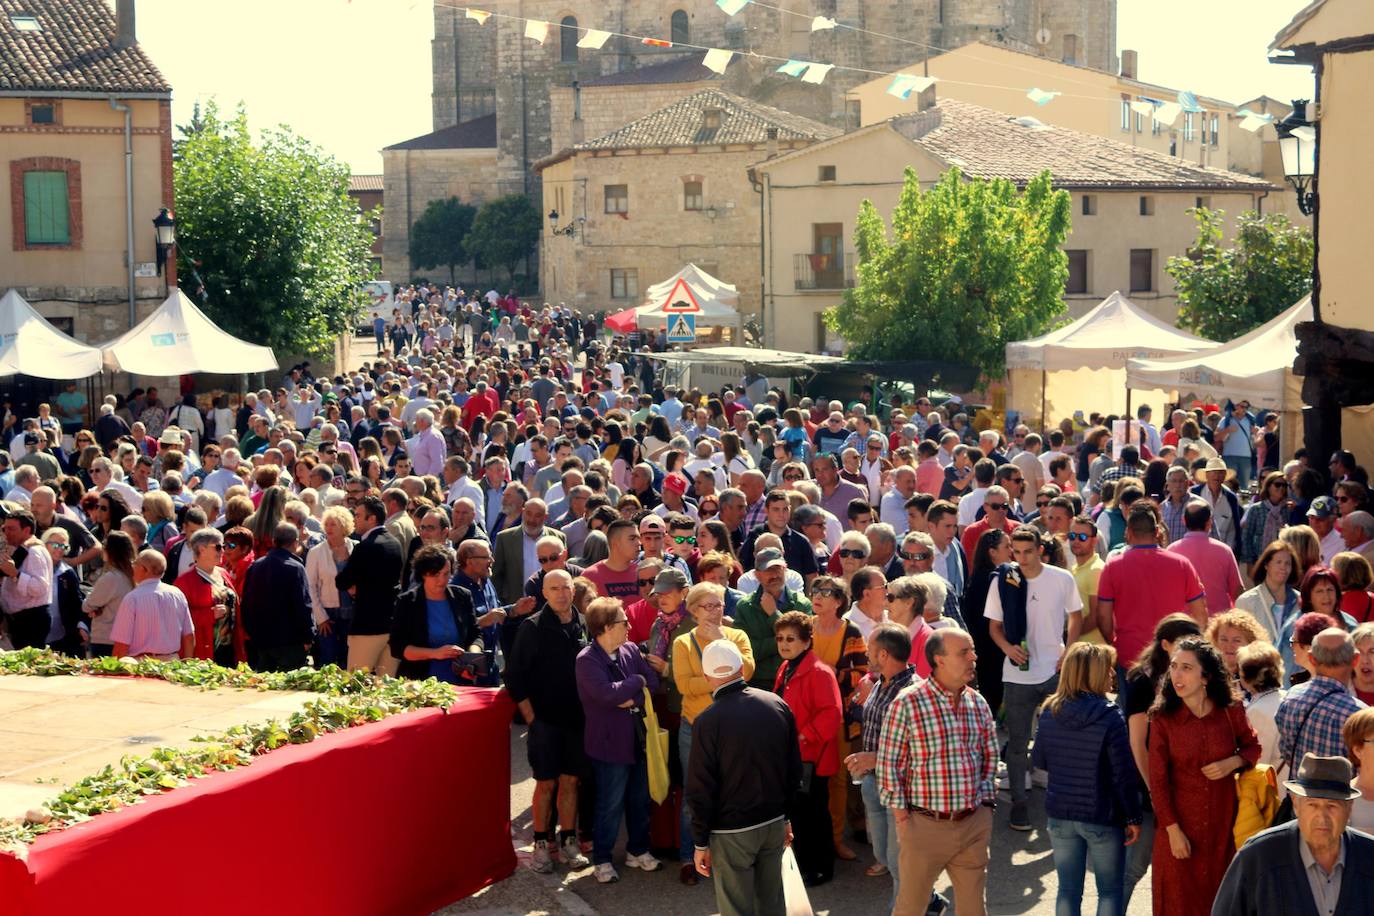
[668,315,694,338]
[660,277,701,313]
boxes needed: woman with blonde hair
[1333,551,1374,624]
[306,505,355,668]
[245,485,289,557]
[671,581,756,885]
[141,490,179,554]
[1032,641,1141,916]
[1204,609,1269,682]
[1236,641,1286,777]
[1279,524,1322,579]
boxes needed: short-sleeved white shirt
[983,564,1082,685]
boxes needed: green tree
[1166,208,1313,341]
[825,167,1071,379]
[408,197,477,285]
[464,194,541,283]
[173,102,377,356]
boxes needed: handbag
[643,687,670,804]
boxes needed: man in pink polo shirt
[1097,504,1208,675]
[1166,501,1243,616]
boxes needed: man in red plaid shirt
[877,627,998,916]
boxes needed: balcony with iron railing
[793,252,855,291]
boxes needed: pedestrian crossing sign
[667,314,697,343]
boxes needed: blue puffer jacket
[1032,695,1142,827]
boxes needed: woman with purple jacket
[576,597,662,884]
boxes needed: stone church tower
[429,0,1116,195]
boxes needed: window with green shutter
[23,170,70,245]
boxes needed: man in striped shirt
[111,551,194,661]
[877,627,998,916]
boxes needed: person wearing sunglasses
[1067,516,1107,644]
[960,485,1017,562]
[662,513,698,578]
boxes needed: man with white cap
[1211,753,1374,915]
[686,637,801,916]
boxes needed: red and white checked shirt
[876,676,998,813]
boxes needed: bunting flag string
[446,3,1231,124]
[577,28,611,50]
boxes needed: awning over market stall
[1126,296,1312,410]
[634,264,742,328]
[0,289,103,379]
[100,289,278,375]
[1004,291,1217,423]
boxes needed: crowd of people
[4,282,1374,915]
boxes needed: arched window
[670,10,689,45]
[560,16,578,63]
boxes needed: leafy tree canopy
[1165,208,1313,341]
[825,167,1071,380]
[173,102,377,357]
[464,194,541,282]
[409,197,477,285]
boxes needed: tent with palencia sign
[632,264,743,329]
[100,289,278,375]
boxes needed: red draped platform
[0,687,516,916]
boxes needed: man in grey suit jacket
[1213,753,1374,915]
[491,498,565,605]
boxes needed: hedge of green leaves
[0,649,457,853]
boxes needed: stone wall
[549,80,716,153]
[381,147,502,282]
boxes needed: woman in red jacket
[773,610,843,887]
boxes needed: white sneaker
[529,839,554,874]
[560,835,590,870]
[594,862,620,883]
[625,851,662,872]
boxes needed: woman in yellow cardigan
[671,581,755,885]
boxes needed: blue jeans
[1122,809,1154,909]
[1223,454,1253,491]
[315,610,350,669]
[678,719,695,863]
[860,772,899,906]
[591,757,651,866]
[1047,818,1126,916]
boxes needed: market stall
[0,289,103,379]
[99,289,278,376]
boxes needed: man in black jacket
[241,522,313,672]
[504,569,590,874]
[1212,753,1374,915]
[335,495,404,676]
[687,638,801,916]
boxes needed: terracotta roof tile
[384,114,497,151]
[348,175,384,193]
[894,99,1275,191]
[0,0,170,95]
[575,88,839,152]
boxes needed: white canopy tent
[634,263,742,329]
[1005,291,1217,424]
[101,289,278,376]
[0,289,103,379]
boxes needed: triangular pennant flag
[1026,87,1060,106]
[1130,99,1156,118]
[577,28,611,49]
[802,62,834,84]
[811,16,837,31]
[642,37,672,47]
[1240,115,1268,133]
[1177,90,1204,114]
[702,48,734,75]
[886,74,936,99]
[776,59,808,77]
[525,19,550,44]
[716,0,750,15]
[1152,102,1181,127]
[464,8,491,24]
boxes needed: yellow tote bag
[643,688,670,804]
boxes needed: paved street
[439,725,1154,915]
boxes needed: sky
[133,0,1318,175]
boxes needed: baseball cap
[754,547,786,571]
[651,567,689,594]
[663,473,688,496]
[1308,496,1338,519]
[701,639,744,679]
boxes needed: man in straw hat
[686,638,801,916]
[1211,753,1374,914]
[1190,455,1242,550]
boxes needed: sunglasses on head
[1067,532,1092,542]
[900,550,931,561]
[837,548,867,559]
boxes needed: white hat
[701,639,744,679]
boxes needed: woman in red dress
[174,528,238,664]
[1148,637,1261,916]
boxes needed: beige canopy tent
[0,289,103,379]
[1005,291,1217,426]
[101,289,278,376]
[634,263,742,330]
[1126,296,1312,457]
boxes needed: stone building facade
[431,0,1118,196]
